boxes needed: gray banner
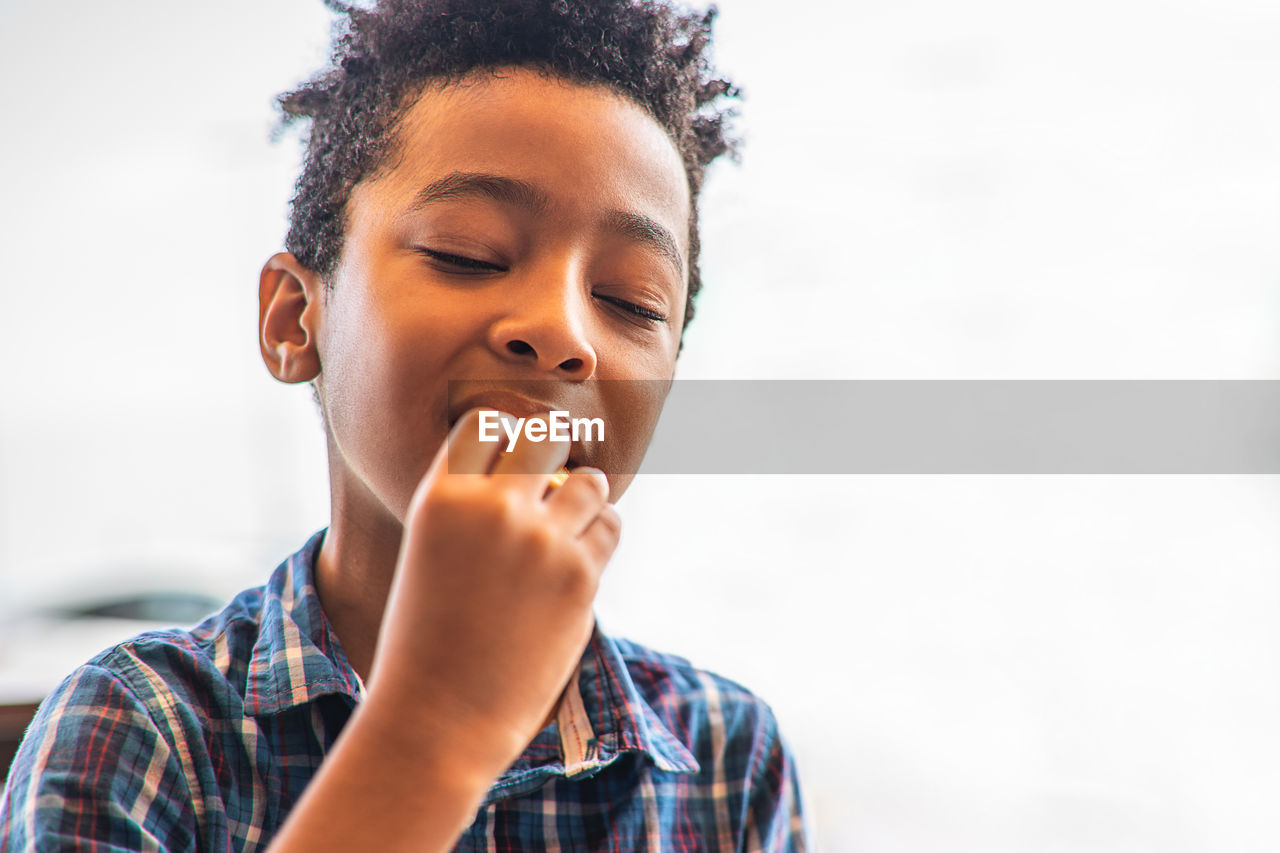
[639,380,1280,474]
[446,380,1280,474]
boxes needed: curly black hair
[275,0,740,338]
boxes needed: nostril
[501,338,589,373]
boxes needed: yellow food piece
[548,467,571,489]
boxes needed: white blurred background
[2,0,1279,849]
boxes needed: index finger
[441,408,506,477]
[489,412,571,481]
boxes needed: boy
[1,0,806,849]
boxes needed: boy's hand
[362,408,620,784]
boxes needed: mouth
[447,390,557,426]
[447,390,587,471]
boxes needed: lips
[447,390,562,429]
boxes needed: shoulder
[10,582,268,776]
[12,579,268,763]
[0,585,268,850]
[0,658,200,850]
[82,582,266,711]
[605,635,810,848]
[609,635,786,761]
[613,635,776,715]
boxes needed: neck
[314,477,405,684]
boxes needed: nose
[486,263,598,379]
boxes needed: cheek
[595,380,670,498]
[593,330,681,380]
[320,291,457,499]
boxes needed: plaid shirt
[1,530,807,851]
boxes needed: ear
[259,252,324,383]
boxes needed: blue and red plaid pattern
[1,530,807,851]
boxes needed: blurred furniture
[1,701,41,781]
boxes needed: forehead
[354,67,691,245]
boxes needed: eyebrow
[602,209,685,279]
[410,171,549,214]
[409,171,686,278]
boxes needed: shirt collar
[481,628,700,803]
[244,529,363,716]
[570,628,700,776]
[243,530,698,781]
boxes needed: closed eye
[415,248,507,273]
[595,294,667,324]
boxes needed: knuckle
[478,487,523,525]
[596,505,622,537]
[554,556,598,600]
[575,468,610,499]
[409,483,447,526]
[413,476,468,517]
[521,524,556,560]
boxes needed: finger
[488,413,571,485]
[545,468,610,535]
[578,502,622,567]
[442,409,506,477]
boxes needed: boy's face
[303,68,690,522]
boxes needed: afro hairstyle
[275,0,741,338]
